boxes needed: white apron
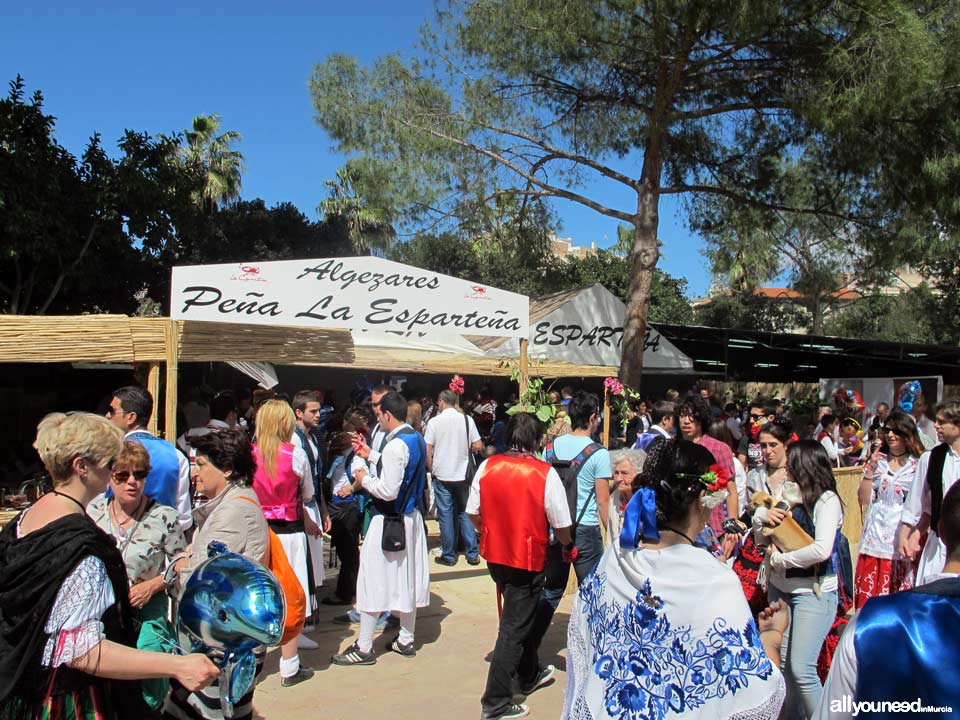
[355,509,430,614]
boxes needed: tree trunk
[620,185,661,388]
[808,294,824,335]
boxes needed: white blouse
[17,515,115,669]
[859,457,918,559]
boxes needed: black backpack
[543,440,603,532]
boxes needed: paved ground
[251,521,572,720]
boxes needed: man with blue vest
[332,391,429,665]
[106,385,192,531]
[816,478,960,718]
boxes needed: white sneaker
[297,634,319,650]
[430,547,443,556]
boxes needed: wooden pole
[518,338,529,399]
[163,320,180,442]
[146,362,160,435]
[602,386,611,448]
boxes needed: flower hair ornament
[449,375,465,395]
[676,463,730,510]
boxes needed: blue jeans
[434,479,478,562]
[768,585,838,720]
[529,524,604,652]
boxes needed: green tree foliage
[694,293,809,334]
[694,148,868,334]
[309,1,945,385]
[0,76,197,315]
[179,114,244,211]
[561,251,693,325]
[822,287,954,345]
[319,163,396,255]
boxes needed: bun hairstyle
[632,437,715,526]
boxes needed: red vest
[252,443,301,521]
[479,454,550,572]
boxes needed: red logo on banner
[471,285,486,293]
[240,265,260,275]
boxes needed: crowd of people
[0,378,958,720]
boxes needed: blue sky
[4,1,712,297]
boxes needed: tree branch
[38,219,100,315]
[662,183,874,223]
[672,100,791,121]
[393,114,636,222]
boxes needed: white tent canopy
[470,284,694,373]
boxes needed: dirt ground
[251,521,572,720]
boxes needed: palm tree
[319,166,395,255]
[180,114,244,211]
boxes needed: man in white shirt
[291,389,331,635]
[332,391,430,666]
[467,412,572,720]
[176,392,238,456]
[898,401,960,584]
[425,389,483,567]
[633,400,676,451]
[107,385,192,532]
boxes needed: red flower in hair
[701,464,730,494]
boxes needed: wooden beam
[163,320,179,442]
[518,338,529,398]
[146,362,160,434]
[602,387,611,448]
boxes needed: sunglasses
[113,470,148,482]
[750,413,767,421]
[882,426,906,437]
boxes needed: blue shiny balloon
[177,541,285,717]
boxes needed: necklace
[52,490,85,513]
[111,496,145,538]
[660,526,696,546]
[889,450,909,459]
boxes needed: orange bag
[236,497,306,644]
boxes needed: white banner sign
[484,284,693,371]
[170,257,529,338]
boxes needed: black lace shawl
[0,511,146,715]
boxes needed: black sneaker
[280,666,315,687]
[386,636,416,657]
[519,664,556,695]
[330,642,377,666]
[434,556,457,567]
[482,703,529,720]
[466,555,481,566]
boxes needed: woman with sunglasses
[88,440,188,712]
[854,409,925,608]
[0,413,217,719]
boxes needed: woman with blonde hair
[251,399,318,685]
[0,413,217,719]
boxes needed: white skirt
[356,510,430,614]
[303,500,326,587]
[276,530,322,607]
[916,529,947,586]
